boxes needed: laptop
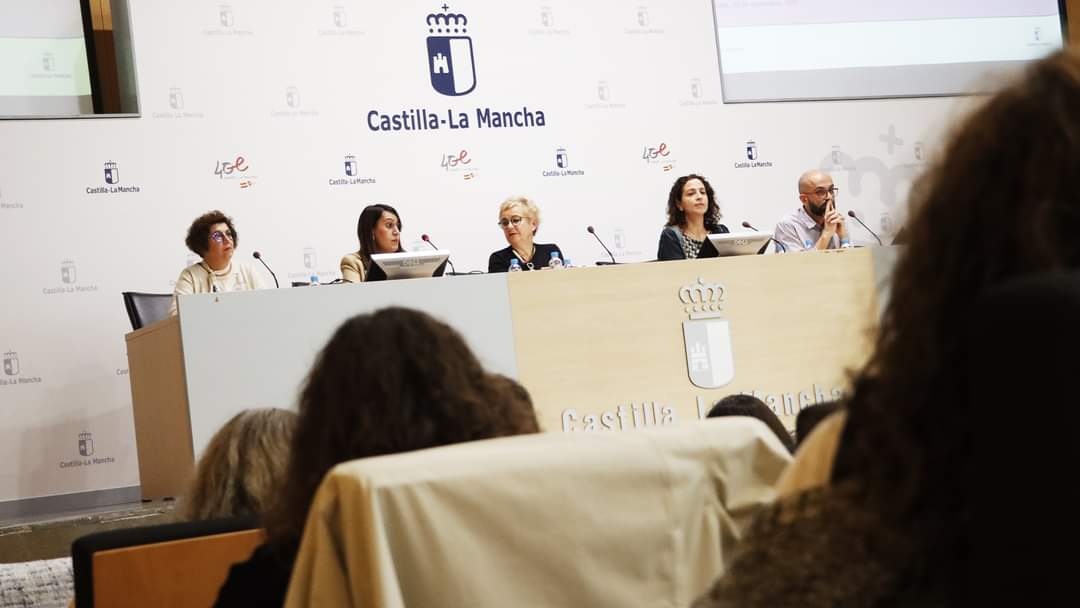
[697,231,773,258]
[368,251,450,281]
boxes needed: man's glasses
[803,186,839,198]
[497,216,526,229]
[210,229,234,243]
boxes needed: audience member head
[833,48,1080,595]
[185,210,238,270]
[266,307,540,546]
[497,196,542,253]
[357,203,404,265]
[185,408,297,521]
[707,394,794,453]
[666,174,721,230]
[794,401,842,447]
[797,170,837,222]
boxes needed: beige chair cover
[285,418,791,608]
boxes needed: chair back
[121,291,173,330]
[964,271,1080,604]
[285,418,792,608]
[73,516,263,608]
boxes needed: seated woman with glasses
[170,210,266,315]
[488,196,565,272]
[657,174,729,261]
[340,203,405,282]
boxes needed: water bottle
[309,272,320,286]
[562,258,573,269]
[508,258,522,272]
[549,251,563,270]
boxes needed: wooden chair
[72,516,263,608]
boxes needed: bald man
[774,170,850,252]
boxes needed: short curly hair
[185,210,237,257]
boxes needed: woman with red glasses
[169,210,266,315]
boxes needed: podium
[126,247,896,499]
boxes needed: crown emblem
[427,7,468,33]
[79,431,92,441]
[679,278,725,319]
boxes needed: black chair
[121,292,173,330]
[964,271,1080,605]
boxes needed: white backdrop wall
[0,0,969,510]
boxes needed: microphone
[421,234,457,274]
[586,226,617,265]
[252,251,279,288]
[847,210,883,246]
[742,221,786,253]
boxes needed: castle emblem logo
[78,432,94,457]
[679,278,734,389]
[745,140,758,161]
[344,154,357,176]
[104,161,119,184]
[169,87,184,110]
[426,5,476,96]
[61,259,77,284]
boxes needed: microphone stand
[422,236,457,274]
[847,211,883,246]
[586,226,617,265]
[252,252,280,288]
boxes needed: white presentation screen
[712,0,1065,102]
[0,0,93,117]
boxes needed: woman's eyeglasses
[497,216,526,229]
[210,230,234,243]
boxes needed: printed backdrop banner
[0,0,966,507]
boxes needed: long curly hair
[833,48,1080,593]
[665,174,722,230]
[693,49,1080,608]
[264,307,539,547]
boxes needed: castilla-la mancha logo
[78,432,94,457]
[426,5,476,96]
[3,351,18,376]
[679,278,734,389]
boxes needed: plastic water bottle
[309,272,320,286]
[508,258,522,272]
[549,252,563,270]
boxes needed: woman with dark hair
[170,210,265,315]
[339,203,405,282]
[657,174,729,261]
[693,49,1080,607]
[214,307,539,607]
